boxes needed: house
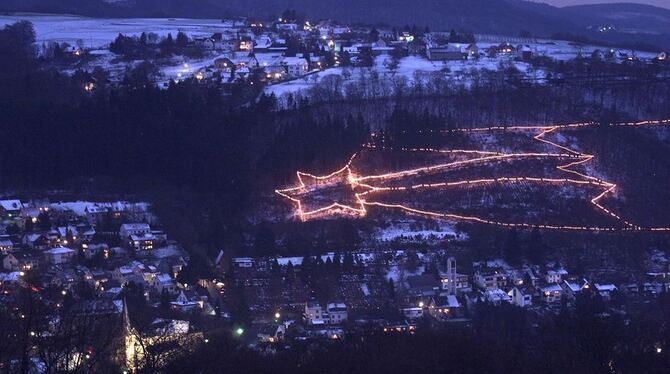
[233,257,254,268]
[0,200,23,219]
[84,205,109,224]
[326,302,348,325]
[401,296,430,320]
[0,271,23,285]
[464,43,479,59]
[428,294,462,320]
[3,252,38,272]
[239,39,254,52]
[22,233,50,250]
[406,274,440,296]
[594,284,617,301]
[281,56,309,77]
[264,65,286,81]
[517,44,533,61]
[56,225,80,245]
[0,237,14,253]
[257,324,286,343]
[254,36,272,52]
[112,265,133,284]
[119,223,151,240]
[506,269,528,287]
[561,279,589,300]
[440,273,471,294]
[398,31,414,43]
[304,299,326,325]
[545,269,568,284]
[20,206,40,221]
[170,290,200,312]
[304,300,348,325]
[43,247,75,265]
[82,243,109,260]
[426,44,465,61]
[401,306,424,320]
[508,286,533,307]
[276,23,299,31]
[540,283,563,303]
[474,268,507,290]
[214,57,234,70]
[484,289,511,305]
[128,233,156,251]
[155,273,177,294]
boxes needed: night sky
[536,0,670,8]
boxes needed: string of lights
[276,119,670,231]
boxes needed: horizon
[535,0,670,9]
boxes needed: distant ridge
[1,0,669,49]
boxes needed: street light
[235,327,244,336]
[275,312,281,319]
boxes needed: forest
[2,19,670,269]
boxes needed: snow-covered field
[266,54,543,99]
[0,13,232,48]
[374,220,464,242]
[2,14,658,93]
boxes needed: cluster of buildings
[169,18,538,86]
[0,198,219,319]
[220,246,670,347]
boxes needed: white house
[545,269,568,284]
[119,223,150,240]
[508,286,533,307]
[326,302,348,325]
[155,273,177,294]
[129,233,156,251]
[281,56,309,77]
[484,288,511,305]
[305,300,326,325]
[44,247,75,265]
[475,269,507,290]
[561,279,589,300]
[540,283,563,303]
[0,199,23,218]
[401,306,424,320]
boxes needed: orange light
[275,119,670,231]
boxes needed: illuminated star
[275,161,371,220]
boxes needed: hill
[2,0,669,49]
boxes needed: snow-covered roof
[130,233,155,241]
[156,273,173,284]
[0,199,22,211]
[121,223,150,231]
[563,281,582,292]
[44,247,75,255]
[541,284,563,293]
[595,284,617,292]
[447,295,460,308]
[152,318,189,335]
[281,56,308,65]
[485,289,510,302]
[0,271,22,282]
[327,302,347,312]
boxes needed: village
[1,195,669,368]
[1,7,670,371]
[5,13,667,99]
